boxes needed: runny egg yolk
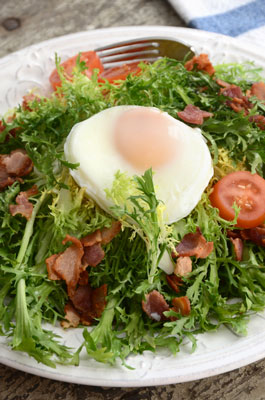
[114,108,177,170]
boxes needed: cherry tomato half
[49,51,104,90]
[98,62,142,83]
[209,171,265,229]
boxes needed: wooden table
[1,1,265,399]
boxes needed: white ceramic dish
[1,26,265,387]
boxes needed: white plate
[1,26,265,387]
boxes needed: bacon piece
[92,284,107,318]
[245,225,265,247]
[166,274,182,293]
[0,149,33,190]
[142,290,169,321]
[176,227,214,259]
[9,185,38,220]
[178,104,213,125]
[216,79,230,88]
[47,235,84,297]
[46,254,61,280]
[79,270,89,286]
[81,229,102,246]
[71,284,93,313]
[174,256,192,276]
[250,82,265,101]
[230,237,244,261]
[220,84,252,115]
[172,296,191,316]
[249,115,265,130]
[61,303,80,328]
[82,243,105,268]
[70,283,107,322]
[184,54,215,76]
[101,221,121,244]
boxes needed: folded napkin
[168,0,265,46]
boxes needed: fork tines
[95,38,163,68]
[95,37,195,69]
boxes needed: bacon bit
[230,237,244,261]
[178,104,213,125]
[216,79,231,88]
[47,235,84,297]
[220,84,253,115]
[249,115,265,130]
[227,225,265,248]
[0,149,33,190]
[176,227,214,259]
[101,221,121,244]
[46,254,61,280]
[166,274,182,293]
[61,303,80,328]
[9,185,38,220]
[220,85,243,99]
[142,290,169,321]
[69,283,107,323]
[250,82,265,101]
[79,270,89,286]
[172,296,191,316]
[22,93,41,111]
[81,229,102,246]
[184,54,215,76]
[92,284,107,318]
[71,284,93,313]
[82,243,105,268]
[246,225,265,247]
[174,256,192,277]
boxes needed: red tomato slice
[98,62,142,83]
[210,171,265,229]
[49,51,104,90]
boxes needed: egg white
[64,105,213,225]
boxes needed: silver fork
[95,37,195,69]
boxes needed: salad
[0,49,265,370]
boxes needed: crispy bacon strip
[251,82,265,101]
[82,243,105,268]
[61,303,80,328]
[227,225,265,248]
[81,230,102,246]
[66,283,107,326]
[184,54,215,76]
[101,221,121,244]
[0,149,33,190]
[142,290,169,321]
[174,256,192,277]
[230,237,244,261]
[92,284,107,319]
[178,104,213,125]
[175,227,214,259]
[166,274,182,293]
[46,235,84,297]
[9,185,38,220]
[172,296,191,316]
[220,84,252,115]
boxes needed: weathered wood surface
[1,1,265,399]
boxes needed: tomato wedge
[49,51,104,90]
[210,171,265,229]
[98,62,142,83]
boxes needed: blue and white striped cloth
[168,0,265,47]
